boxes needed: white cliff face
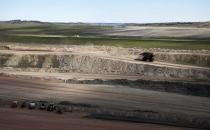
[0,53,209,81]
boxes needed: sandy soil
[0,107,197,130]
[0,76,210,117]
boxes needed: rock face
[0,53,210,81]
[2,44,210,67]
[154,52,210,67]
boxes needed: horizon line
[1,19,210,24]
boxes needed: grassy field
[0,21,210,49]
[1,35,210,49]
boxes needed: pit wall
[1,44,210,67]
[154,52,210,67]
[65,79,210,97]
[0,53,210,81]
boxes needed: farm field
[1,21,210,49]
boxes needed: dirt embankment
[0,52,210,81]
[155,52,210,67]
[1,44,210,67]
[53,45,210,68]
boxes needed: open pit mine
[0,44,210,130]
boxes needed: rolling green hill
[0,20,210,49]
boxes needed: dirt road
[0,76,210,129]
[0,76,210,117]
[0,108,197,130]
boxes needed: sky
[0,0,210,23]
